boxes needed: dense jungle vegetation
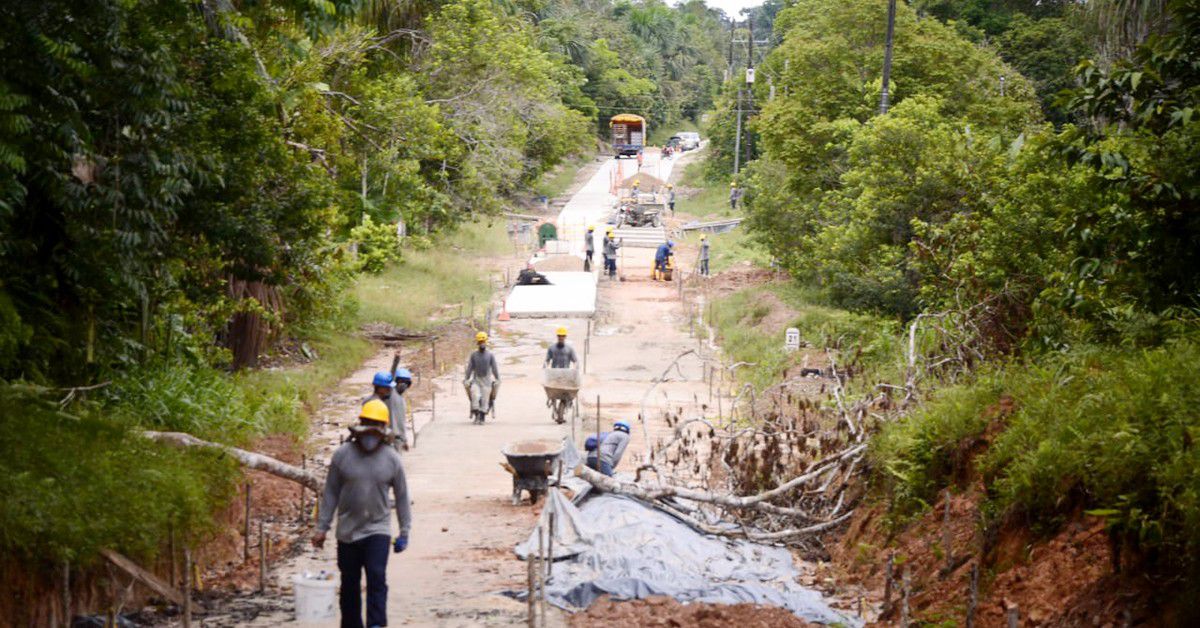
[711,0,1199,601]
[0,0,729,588]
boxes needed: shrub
[350,215,403,274]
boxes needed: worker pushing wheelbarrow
[464,331,500,424]
[543,327,580,424]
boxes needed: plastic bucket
[293,572,338,621]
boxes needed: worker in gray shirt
[544,326,578,369]
[464,331,500,424]
[602,228,621,279]
[313,399,411,628]
[597,420,632,476]
[584,225,595,272]
[363,370,409,451]
[699,234,710,276]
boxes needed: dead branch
[142,431,321,491]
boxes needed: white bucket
[293,572,338,622]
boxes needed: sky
[688,0,762,19]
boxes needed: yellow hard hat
[730,182,737,187]
[588,225,595,231]
[360,399,390,424]
[556,326,568,336]
[475,331,488,343]
[606,227,614,234]
[667,184,674,188]
[700,234,707,240]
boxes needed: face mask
[557,341,565,348]
[395,382,410,394]
[350,426,390,453]
[377,389,392,399]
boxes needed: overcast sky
[693,0,762,19]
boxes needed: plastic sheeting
[511,493,859,625]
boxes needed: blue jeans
[700,259,709,275]
[337,534,390,628]
[586,455,614,476]
[604,256,616,276]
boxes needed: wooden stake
[61,560,70,628]
[537,526,546,626]
[595,396,601,465]
[884,553,894,611]
[943,488,953,574]
[182,549,192,628]
[547,512,556,580]
[243,483,252,561]
[526,549,536,628]
[1007,604,1019,628]
[966,562,979,628]
[258,521,267,592]
[431,338,437,372]
[901,565,911,627]
[168,525,177,588]
[299,455,306,523]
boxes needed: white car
[678,132,701,151]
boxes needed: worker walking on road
[584,225,595,272]
[595,420,631,476]
[313,400,411,628]
[667,184,676,215]
[362,369,410,451]
[603,228,621,279]
[544,327,579,369]
[699,234,710,277]
[464,331,500,424]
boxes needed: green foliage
[874,342,1200,573]
[0,385,239,564]
[350,216,403,274]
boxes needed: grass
[677,160,737,219]
[872,341,1200,577]
[535,153,594,199]
[355,220,511,330]
[708,281,900,390]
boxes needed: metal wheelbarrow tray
[502,439,564,506]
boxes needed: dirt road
[234,150,716,627]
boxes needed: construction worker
[363,370,409,451]
[584,225,595,272]
[654,240,674,281]
[667,184,676,215]
[699,234,710,276]
[584,433,605,472]
[313,399,411,628]
[596,420,631,476]
[464,331,500,424]
[729,183,742,211]
[631,178,640,194]
[603,228,621,279]
[544,326,578,369]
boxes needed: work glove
[393,535,408,553]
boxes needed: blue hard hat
[585,435,598,450]
[614,420,631,433]
[667,240,674,248]
[394,368,413,382]
[372,371,395,387]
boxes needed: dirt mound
[570,596,818,627]
[619,172,668,190]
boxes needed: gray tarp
[511,492,858,625]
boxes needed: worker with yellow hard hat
[544,325,579,370]
[602,227,622,279]
[667,182,676,215]
[464,331,499,424]
[699,233,711,276]
[312,397,411,627]
[729,182,742,211]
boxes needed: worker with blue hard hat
[653,240,675,281]
[588,420,631,476]
[363,353,412,450]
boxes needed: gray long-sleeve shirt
[598,430,631,467]
[544,342,578,368]
[465,348,500,382]
[317,443,411,542]
[361,391,407,448]
[700,240,710,261]
[603,236,621,257]
[585,232,595,253]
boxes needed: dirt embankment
[571,596,819,628]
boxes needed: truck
[610,113,646,158]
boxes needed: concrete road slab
[506,272,597,318]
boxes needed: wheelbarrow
[542,368,580,424]
[501,439,564,506]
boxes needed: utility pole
[743,20,755,169]
[879,0,897,114]
[733,87,743,175]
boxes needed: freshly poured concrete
[505,271,598,318]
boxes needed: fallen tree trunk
[576,443,866,514]
[142,431,321,492]
[100,549,184,606]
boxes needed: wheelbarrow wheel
[528,488,543,506]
